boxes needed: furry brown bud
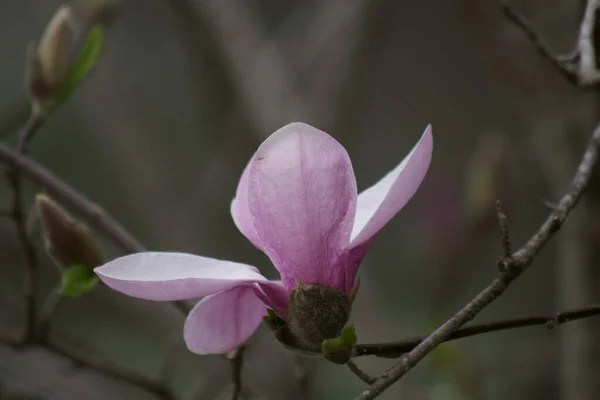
[36,194,103,269]
[26,5,73,114]
[287,282,351,351]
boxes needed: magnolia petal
[184,285,266,354]
[95,252,266,301]
[255,280,289,315]
[230,158,264,250]
[248,122,357,291]
[346,126,433,289]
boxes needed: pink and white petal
[254,280,289,315]
[248,122,357,292]
[95,252,267,301]
[183,285,267,354]
[230,158,264,250]
[346,126,433,288]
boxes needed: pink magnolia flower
[95,122,433,354]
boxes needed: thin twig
[495,200,512,258]
[503,0,600,87]
[6,172,38,343]
[5,114,43,343]
[17,114,44,155]
[227,345,245,400]
[48,341,177,400]
[0,334,177,400]
[347,361,375,385]
[501,1,578,83]
[576,0,600,85]
[37,283,64,338]
[355,125,600,399]
[0,142,143,254]
[354,304,600,358]
[0,142,192,318]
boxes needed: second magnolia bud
[36,194,103,269]
[26,5,74,113]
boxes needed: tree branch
[347,361,375,385]
[17,114,44,155]
[503,0,600,86]
[501,1,578,83]
[576,0,600,85]
[37,284,64,338]
[4,113,43,343]
[354,303,600,358]
[0,142,143,254]
[0,143,193,320]
[227,345,245,400]
[0,334,178,400]
[354,124,600,399]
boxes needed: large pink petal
[183,285,267,354]
[230,158,264,250]
[248,122,357,292]
[95,252,267,301]
[346,126,433,289]
[255,280,289,316]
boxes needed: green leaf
[339,324,357,347]
[322,325,358,364]
[263,308,287,330]
[56,25,105,104]
[61,264,99,297]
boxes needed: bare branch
[354,125,600,399]
[0,142,143,254]
[347,361,375,385]
[576,0,600,85]
[0,335,178,400]
[354,304,600,358]
[495,200,512,258]
[503,0,600,86]
[227,345,245,400]
[502,1,578,82]
[4,113,43,343]
[37,284,64,338]
[17,114,44,155]
[0,140,192,318]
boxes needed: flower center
[287,282,351,351]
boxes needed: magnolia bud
[287,282,351,351]
[26,6,73,113]
[36,194,103,269]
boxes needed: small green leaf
[61,264,99,297]
[322,325,358,364]
[322,337,352,364]
[56,25,104,104]
[263,308,287,330]
[339,324,357,347]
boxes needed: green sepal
[56,25,104,105]
[61,264,99,297]
[322,324,357,364]
[263,308,286,330]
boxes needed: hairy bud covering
[287,282,351,351]
[36,194,103,269]
[26,5,73,114]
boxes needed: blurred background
[1,0,599,399]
